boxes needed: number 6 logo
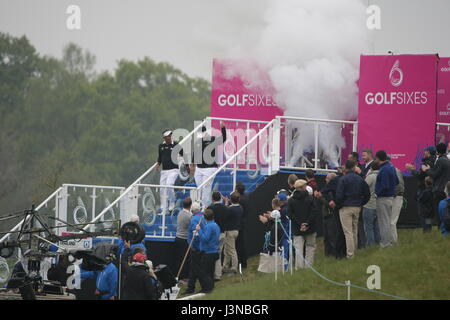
[389,60,403,87]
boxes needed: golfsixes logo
[365,58,428,105]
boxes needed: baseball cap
[162,130,172,137]
[133,252,147,264]
[277,193,288,201]
[294,179,307,189]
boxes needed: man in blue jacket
[336,160,370,259]
[80,255,118,300]
[184,201,205,295]
[196,208,220,293]
[374,150,399,248]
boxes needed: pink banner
[211,59,283,121]
[210,59,284,168]
[436,57,450,144]
[357,54,438,171]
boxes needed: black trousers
[323,212,346,259]
[433,191,446,226]
[236,229,247,268]
[334,209,347,259]
[187,249,202,291]
[198,252,218,293]
[357,209,367,249]
[174,237,189,280]
[323,215,336,257]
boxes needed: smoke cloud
[225,0,370,167]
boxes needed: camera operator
[80,252,118,300]
[120,241,158,300]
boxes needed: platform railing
[197,118,278,192]
[278,115,358,173]
[135,184,197,238]
[60,184,125,235]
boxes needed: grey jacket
[364,169,378,210]
[395,168,405,197]
[176,209,192,239]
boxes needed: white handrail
[0,187,63,243]
[63,183,125,190]
[206,116,269,124]
[278,115,357,125]
[82,163,158,230]
[137,183,197,190]
[197,119,276,191]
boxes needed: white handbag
[257,252,285,273]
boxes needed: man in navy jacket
[336,160,370,259]
[375,150,399,248]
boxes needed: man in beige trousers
[223,192,242,274]
[335,160,371,259]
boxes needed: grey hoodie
[364,169,378,209]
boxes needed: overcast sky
[0,0,449,80]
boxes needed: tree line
[0,32,210,227]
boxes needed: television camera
[0,205,121,300]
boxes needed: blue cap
[278,193,288,201]
[424,146,436,153]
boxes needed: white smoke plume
[225,0,370,167]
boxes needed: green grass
[188,229,450,300]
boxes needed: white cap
[270,210,281,219]
[130,214,140,223]
[191,201,202,212]
[306,186,313,195]
[163,130,172,137]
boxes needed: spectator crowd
[74,143,450,299]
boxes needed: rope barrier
[274,218,409,300]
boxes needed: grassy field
[180,229,450,300]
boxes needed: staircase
[142,168,267,240]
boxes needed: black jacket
[287,190,318,236]
[193,127,227,168]
[418,187,434,219]
[336,171,370,208]
[208,202,227,233]
[412,155,436,197]
[264,219,283,254]
[121,249,157,300]
[238,192,250,231]
[157,141,183,170]
[225,204,242,231]
[427,155,450,192]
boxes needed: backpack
[444,200,450,232]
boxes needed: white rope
[276,218,408,300]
